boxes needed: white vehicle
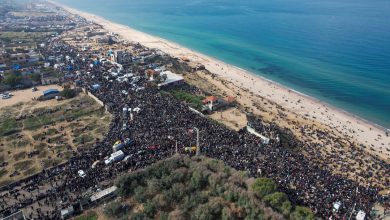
[105,150,125,165]
[111,150,125,162]
[104,157,114,165]
[78,170,86,178]
[2,94,10,99]
[123,155,131,162]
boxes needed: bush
[252,178,277,198]
[130,212,146,220]
[263,192,291,216]
[104,201,129,218]
[61,88,76,99]
[222,207,234,220]
[190,170,208,190]
[134,186,147,203]
[290,206,315,220]
[192,204,213,220]
[143,200,157,218]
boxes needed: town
[0,1,388,220]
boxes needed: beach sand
[53,3,389,187]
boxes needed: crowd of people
[0,33,387,220]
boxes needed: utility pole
[175,140,178,155]
[348,203,356,220]
[194,127,200,156]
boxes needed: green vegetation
[107,156,315,220]
[74,211,98,220]
[252,177,277,198]
[170,90,204,109]
[0,31,54,43]
[61,88,77,99]
[0,118,20,137]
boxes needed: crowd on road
[0,38,387,219]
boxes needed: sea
[55,0,390,128]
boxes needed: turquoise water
[56,0,390,128]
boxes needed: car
[78,170,86,178]
[2,94,10,99]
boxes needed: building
[10,53,27,63]
[202,96,235,112]
[157,71,184,88]
[42,88,60,100]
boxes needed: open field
[0,85,63,108]
[0,31,54,43]
[0,93,111,186]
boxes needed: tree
[252,178,277,198]
[263,192,291,216]
[3,74,22,87]
[161,73,167,82]
[192,204,213,220]
[30,73,41,82]
[104,201,129,218]
[143,200,157,218]
[60,88,76,99]
[290,206,315,220]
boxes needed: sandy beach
[53,3,390,166]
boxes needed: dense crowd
[0,38,387,220]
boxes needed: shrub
[130,212,146,220]
[104,201,129,218]
[290,206,315,220]
[263,192,291,216]
[192,204,213,220]
[61,88,76,99]
[152,194,169,210]
[222,207,234,220]
[252,178,277,198]
[190,170,208,190]
[134,186,147,203]
[143,200,157,218]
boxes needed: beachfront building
[202,95,236,112]
[157,71,184,88]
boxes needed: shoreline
[51,1,390,161]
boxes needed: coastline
[51,1,390,161]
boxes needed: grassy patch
[42,158,62,169]
[14,160,33,171]
[73,133,94,145]
[0,169,8,178]
[75,211,98,220]
[170,90,204,109]
[0,118,20,137]
[13,151,26,161]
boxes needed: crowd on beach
[0,31,388,220]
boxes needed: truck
[112,138,133,152]
[110,150,125,163]
[113,142,125,152]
